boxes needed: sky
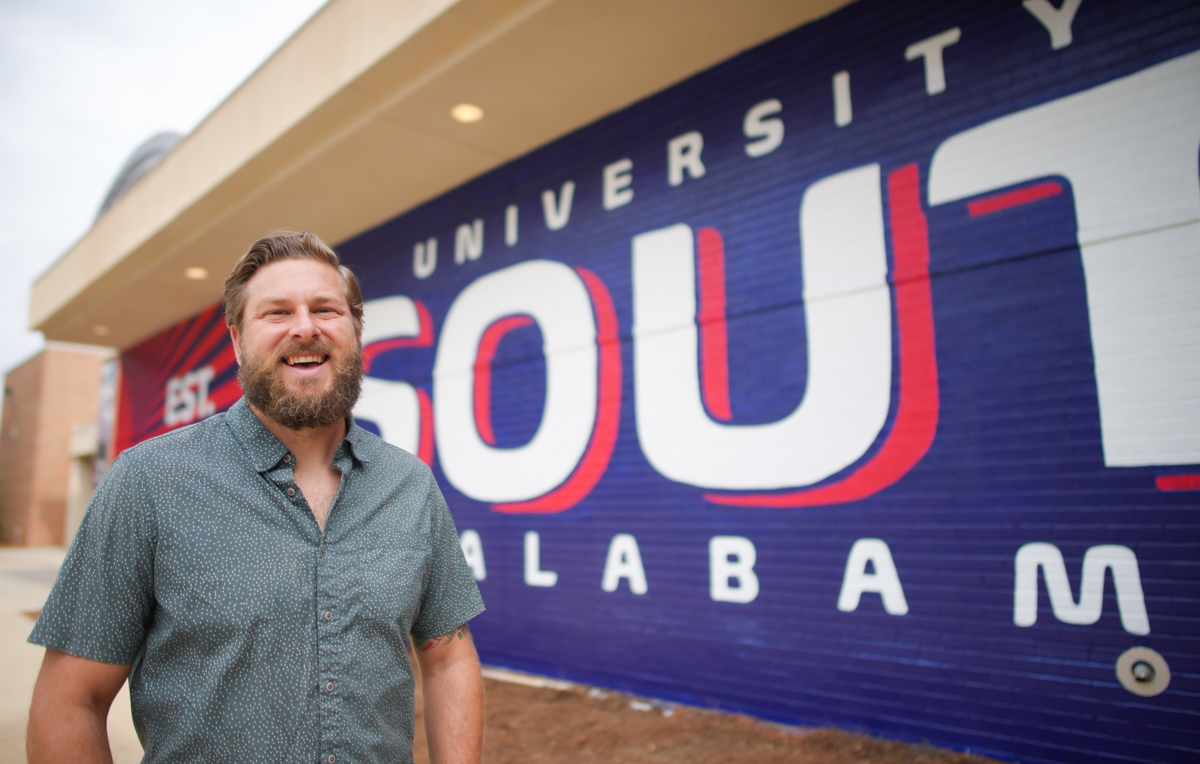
[0,0,328,375]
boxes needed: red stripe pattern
[472,315,535,446]
[967,180,1063,217]
[697,227,733,421]
[708,163,940,507]
[416,388,434,467]
[1156,474,1200,491]
[362,301,434,373]
[493,267,622,513]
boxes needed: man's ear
[229,326,242,365]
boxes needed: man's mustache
[272,339,334,359]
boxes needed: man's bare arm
[413,623,471,653]
[27,649,131,764]
[414,623,483,764]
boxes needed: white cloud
[0,0,327,374]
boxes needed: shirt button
[327,756,336,764]
[283,454,292,463]
[324,611,333,621]
[325,681,334,692]
[321,545,327,554]
[287,487,296,497]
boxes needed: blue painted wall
[123,1,1200,761]
[340,1,1200,760]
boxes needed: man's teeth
[285,354,327,365]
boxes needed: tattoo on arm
[414,623,470,652]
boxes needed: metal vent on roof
[96,131,182,218]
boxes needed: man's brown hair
[224,230,364,335]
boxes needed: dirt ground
[413,665,1003,764]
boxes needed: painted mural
[113,0,1200,761]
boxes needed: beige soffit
[31,0,853,350]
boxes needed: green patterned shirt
[30,397,484,763]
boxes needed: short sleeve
[29,451,157,664]
[409,475,485,640]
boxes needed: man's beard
[238,337,363,430]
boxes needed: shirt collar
[225,397,374,472]
[342,418,375,465]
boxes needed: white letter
[601,534,648,594]
[164,377,183,426]
[542,181,575,231]
[192,366,215,419]
[455,219,484,264]
[459,529,487,581]
[833,71,852,127]
[434,261,598,502]
[709,536,759,604]
[743,99,784,157]
[632,165,892,490]
[524,531,558,587]
[174,375,197,425]
[837,538,908,615]
[1014,542,1149,635]
[603,159,634,210]
[904,27,961,96]
[353,297,427,455]
[413,237,437,279]
[929,51,1200,466]
[1023,0,1082,50]
[505,204,519,246]
[667,131,705,187]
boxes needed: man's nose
[290,309,320,339]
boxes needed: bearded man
[27,231,485,764]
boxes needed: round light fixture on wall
[184,267,208,280]
[451,103,484,123]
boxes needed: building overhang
[31,0,851,350]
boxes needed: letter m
[1013,543,1150,635]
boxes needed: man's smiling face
[231,258,363,430]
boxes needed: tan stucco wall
[30,0,852,352]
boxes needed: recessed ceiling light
[451,103,484,123]
[185,266,208,280]
[93,325,110,336]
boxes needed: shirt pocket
[355,543,431,637]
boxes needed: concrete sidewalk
[0,547,141,763]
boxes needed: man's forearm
[27,697,115,764]
[27,649,129,764]
[420,644,484,764]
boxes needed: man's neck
[249,404,347,467]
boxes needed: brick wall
[0,345,105,546]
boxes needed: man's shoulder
[117,410,237,464]
[356,427,431,475]
[350,428,441,500]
